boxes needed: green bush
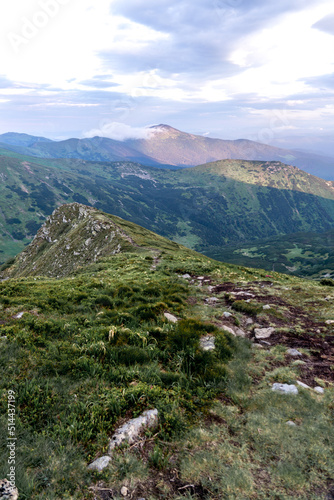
[231,300,262,316]
[320,278,334,286]
[113,346,151,365]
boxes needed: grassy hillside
[0,206,333,499]
[209,229,334,279]
[1,149,334,277]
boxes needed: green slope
[207,229,334,279]
[0,205,333,499]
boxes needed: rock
[88,455,111,471]
[254,327,275,340]
[207,286,214,292]
[253,343,264,349]
[235,328,247,337]
[221,325,236,336]
[200,335,215,351]
[164,312,178,323]
[245,318,254,325]
[182,274,191,279]
[205,297,219,304]
[197,276,204,280]
[13,312,24,319]
[296,380,310,389]
[223,311,233,318]
[286,421,297,426]
[0,479,18,500]
[108,409,158,454]
[121,486,129,496]
[314,386,324,394]
[272,383,298,395]
[262,305,271,310]
[325,320,334,324]
[287,348,302,356]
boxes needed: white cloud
[83,121,155,140]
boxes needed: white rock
[296,380,310,389]
[286,421,296,426]
[272,383,298,395]
[223,312,233,318]
[200,335,215,351]
[287,348,302,356]
[245,318,254,325]
[325,320,334,324]
[262,305,271,310]
[314,386,324,394]
[235,328,247,337]
[121,486,129,497]
[197,276,204,280]
[88,455,111,471]
[182,274,191,279]
[221,325,236,336]
[164,312,178,323]
[13,312,24,319]
[108,409,158,454]
[253,343,264,349]
[254,327,275,339]
[205,297,219,304]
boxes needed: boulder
[205,297,219,304]
[235,328,247,337]
[200,335,215,351]
[254,327,275,340]
[108,409,158,454]
[223,311,233,318]
[272,383,298,395]
[314,386,324,394]
[221,325,236,336]
[287,348,302,356]
[164,312,178,323]
[88,455,111,471]
[297,380,310,389]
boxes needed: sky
[1,0,334,155]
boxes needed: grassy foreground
[0,244,333,499]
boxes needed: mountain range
[1,143,334,278]
[0,124,333,179]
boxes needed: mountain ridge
[1,125,333,179]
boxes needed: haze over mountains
[0,124,333,179]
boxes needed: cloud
[312,13,334,36]
[82,121,156,140]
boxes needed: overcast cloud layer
[0,0,333,154]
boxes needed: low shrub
[231,300,262,316]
